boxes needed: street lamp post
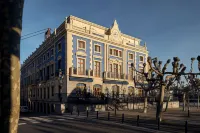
[58,69,64,103]
[55,69,65,114]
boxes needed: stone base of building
[55,103,65,114]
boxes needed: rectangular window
[47,52,49,59]
[109,64,112,72]
[43,55,46,61]
[58,59,61,70]
[119,64,122,74]
[41,57,43,63]
[51,48,54,56]
[58,43,61,51]
[95,45,101,52]
[119,51,122,57]
[47,66,50,79]
[78,40,86,49]
[110,49,112,55]
[94,61,100,77]
[129,53,133,60]
[78,58,85,75]
[47,87,49,99]
[43,68,46,78]
[140,56,144,62]
[51,64,54,75]
[114,63,118,74]
[138,89,143,96]
[40,88,42,99]
[51,86,54,96]
[114,49,118,56]
[44,88,46,99]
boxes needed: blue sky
[21,0,200,72]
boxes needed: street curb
[62,114,170,133]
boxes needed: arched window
[76,83,86,96]
[76,83,86,89]
[93,84,102,97]
[112,85,119,96]
[137,89,143,97]
[128,86,134,95]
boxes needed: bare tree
[131,63,159,113]
[147,56,200,121]
[164,78,177,112]
[147,57,186,121]
[1,1,24,133]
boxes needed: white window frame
[94,60,101,77]
[94,44,101,54]
[77,57,86,75]
[139,56,144,62]
[109,63,113,72]
[58,42,62,52]
[51,48,54,57]
[77,39,86,51]
[129,53,134,60]
[47,52,49,59]
[118,50,122,58]
[43,54,46,61]
[109,48,113,55]
[109,48,122,58]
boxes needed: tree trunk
[164,95,170,112]
[198,91,199,109]
[183,93,186,111]
[187,93,190,110]
[1,1,24,133]
[156,84,165,122]
[143,91,148,113]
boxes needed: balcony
[69,67,94,78]
[103,72,128,80]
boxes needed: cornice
[67,28,148,54]
[68,15,141,42]
[22,30,66,68]
[69,15,108,31]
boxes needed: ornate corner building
[20,15,149,113]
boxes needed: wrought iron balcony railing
[103,72,129,80]
[69,67,94,78]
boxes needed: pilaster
[123,48,127,74]
[107,44,109,72]
[104,43,107,71]
[67,32,73,75]
[90,40,93,69]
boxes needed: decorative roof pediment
[109,20,122,42]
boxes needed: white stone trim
[94,43,102,54]
[90,40,92,70]
[76,57,86,75]
[76,51,87,57]
[93,55,103,59]
[77,39,86,51]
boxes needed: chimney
[45,28,51,40]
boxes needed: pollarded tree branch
[147,57,163,76]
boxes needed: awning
[103,80,129,85]
[135,83,149,88]
[69,76,93,82]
